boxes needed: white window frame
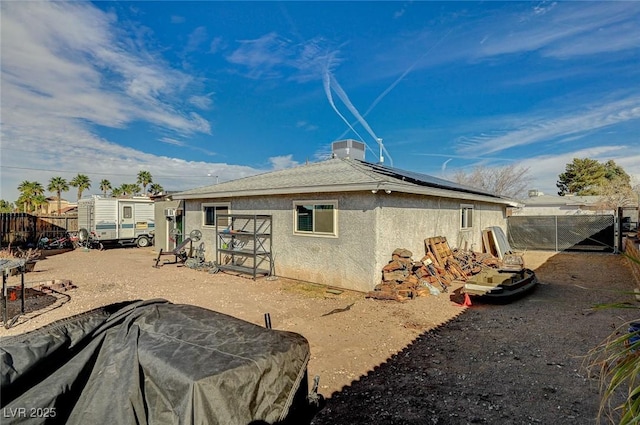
[293,200,338,237]
[202,202,231,228]
[461,204,474,229]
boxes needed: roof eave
[174,182,516,206]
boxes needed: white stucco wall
[375,193,506,273]
[183,191,507,292]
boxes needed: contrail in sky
[322,70,369,148]
[441,158,453,175]
[337,28,453,140]
[328,72,394,165]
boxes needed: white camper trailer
[78,196,155,247]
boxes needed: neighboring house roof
[58,205,78,214]
[522,194,604,207]
[173,158,517,206]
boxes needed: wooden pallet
[424,236,467,281]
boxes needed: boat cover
[1,299,311,424]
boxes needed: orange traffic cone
[463,293,472,307]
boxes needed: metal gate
[507,215,615,252]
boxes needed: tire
[136,236,150,248]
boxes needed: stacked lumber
[424,237,468,281]
[367,237,511,302]
[366,248,450,302]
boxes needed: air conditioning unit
[164,208,176,218]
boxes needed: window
[123,206,132,219]
[294,201,337,236]
[461,204,474,229]
[202,203,230,227]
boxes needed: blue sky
[1,1,639,203]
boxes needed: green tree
[557,158,630,196]
[117,183,140,196]
[17,180,44,212]
[32,194,48,214]
[148,183,164,195]
[70,174,92,201]
[126,183,141,195]
[99,179,112,197]
[0,199,14,213]
[47,176,69,215]
[603,160,631,186]
[111,187,123,198]
[137,170,153,195]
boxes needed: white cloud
[466,2,640,60]
[0,1,258,203]
[186,26,209,53]
[457,96,640,155]
[226,32,339,83]
[518,145,640,196]
[268,155,299,170]
[188,94,214,110]
[159,137,185,147]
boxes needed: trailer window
[123,206,132,219]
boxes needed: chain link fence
[507,215,615,252]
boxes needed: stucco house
[172,156,517,292]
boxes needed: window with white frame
[461,204,474,229]
[294,201,337,236]
[202,203,230,227]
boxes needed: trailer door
[120,203,135,239]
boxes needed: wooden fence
[0,213,78,247]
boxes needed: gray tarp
[1,299,311,424]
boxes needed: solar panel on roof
[360,160,501,198]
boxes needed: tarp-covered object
[1,299,312,424]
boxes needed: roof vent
[331,139,365,161]
[528,189,543,197]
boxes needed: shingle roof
[173,158,516,205]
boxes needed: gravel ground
[311,252,640,424]
[2,248,637,424]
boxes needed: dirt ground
[1,247,638,424]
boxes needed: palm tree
[148,183,164,195]
[0,199,14,213]
[111,187,123,198]
[116,183,139,196]
[70,174,91,201]
[137,170,153,196]
[17,180,44,212]
[126,183,141,196]
[32,194,48,214]
[99,179,112,197]
[47,176,69,215]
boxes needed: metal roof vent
[331,139,365,161]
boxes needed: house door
[120,203,135,239]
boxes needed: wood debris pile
[367,236,504,302]
[0,246,41,262]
